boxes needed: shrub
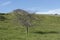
[0,16,6,21]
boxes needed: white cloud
[36,9,60,14]
[0,1,11,6]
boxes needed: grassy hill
[0,9,60,40]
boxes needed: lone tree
[14,9,37,40]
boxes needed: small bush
[0,16,6,21]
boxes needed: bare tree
[14,9,38,40]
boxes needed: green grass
[0,14,60,40]
[28,15,60,40]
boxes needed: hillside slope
[0,9,60,40]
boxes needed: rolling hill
[0,9,60,40]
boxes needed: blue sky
[0,0,60,14]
